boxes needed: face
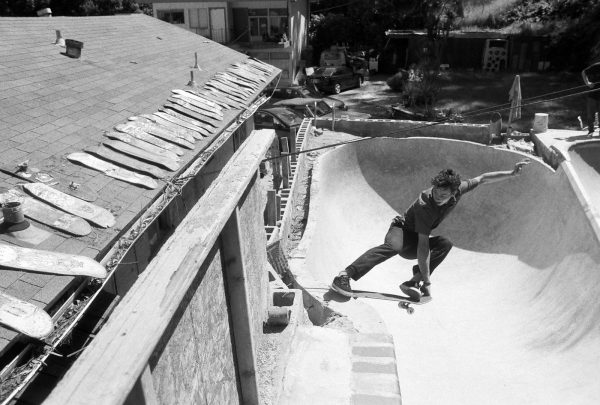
[432,186,455,206]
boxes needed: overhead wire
[262,82,599,162]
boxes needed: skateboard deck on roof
[152,111,210,137]
[165,101,220,127]
[215,72,259,91]
[230,65,269,82]
[0,164,98,202]
[0,243,107,278]
[102,139,179,172]
[134,114,205,141]
[172,89,223,113]
[160,106,217,133]
[119,120,195,149]
[0,188,92,236]
[213,75,254,95]
[127,116,196,145]
[113,124,186,156]
[0,291,53,339]
[67,152,159,190]
[85,144,167,179]
[206,80,249,100]
[171,93,223,118]
[190,89,239,109]
[104,131,181,162]
[170,95,223,121]
[22,183,115,228]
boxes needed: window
[157,9,184,24]
[189,8,209,30]
[249,8,288,42]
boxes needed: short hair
[431,169,461,191]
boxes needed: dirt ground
[338,70,585,132]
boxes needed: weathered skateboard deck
[172,89,223,113]
[67,152,159,189]
[0,243,107,278]
[102,139,179,172]
[103,131,181,162]
[114,124,186,156]
[136,114,207,140]
[157,108,215,134]
[0,164,98,202]
[152,111,210,138]
[118,121,194,149]
[126,117,196,146]
[164,101,220,128]
[22,183,115,228]
[171,94,223,120]
[85,145,167,179]
[0,291,53,339]
[0,188,92,236]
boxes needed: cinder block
[352,345,396,358]
[351,393,402,405]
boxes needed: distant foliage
[0,0,143,16]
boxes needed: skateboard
[171,94,223,120]
[84,144,167,179]
[113,124,185,156]
[0,243,107,278]
[164,101,220,128]
[102,139,179,172]
[103,131,181,161]
[0,290,53,339]
[118,121,195,149]
[0,188,92,236]
[158,107,217,133]
[0,163,98,202]
[172,89,223,113]
[152,111,210,137]
[67,152,159,189]
[350,290,426,314]
[126,117,196,145]
[22,183,116,228]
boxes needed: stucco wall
[316,118,492,145]
[151,245,239,404]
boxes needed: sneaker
[420,283,432,303]
[331,275,353,297]
[400,280,421,300]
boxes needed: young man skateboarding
[582,61,600,136]
[331,160,530,302]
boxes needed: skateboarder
[582,61,600,136]
[331,160,530,302]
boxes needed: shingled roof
[0,14,279,351]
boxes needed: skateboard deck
[0,164,98,202]
[172,89,223,112]
[136,114,207,140]
[164,101,220,128]
[157,108,216,134]
[215,72,259,91]
[126,117,196,146]
[0,291,53,339]
[171,94,223,120]
[328,288,425,314]
[22,183,115,228]
[0,188,92,236]
[67,152,159,189]
[152,111,210,137]
[211,76,252,97]
[102,139,179,172]
[118,121,195,149]
[113,124,185,156]
[85,145,167,179]
[0,243,107,278]
[104,131,181,162]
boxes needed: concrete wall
[315,118,492,145]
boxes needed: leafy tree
[0,0,143,16]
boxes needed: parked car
[273,98,371,119]
[262,85,347,110]
[306,66,364,94]
[253,107,304,139]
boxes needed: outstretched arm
[474,159,530,185]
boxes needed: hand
[512,159,530,176]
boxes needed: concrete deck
[292,137,600,404]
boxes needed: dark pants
[347,225,453,281]
[586,96,600,133]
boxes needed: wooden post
[221,209,260,405]
[280,137,290,189]
[289,127,297,163]
[124,365,159,405]
[270,140,282,191]
[265,190,277,226]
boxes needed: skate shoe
[400,280,421,300]
[420,283,432,303]
[331,275,353,297]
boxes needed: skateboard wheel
[407,307,415,315]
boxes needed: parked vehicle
[306,66,364,94]
[261,85,347,110]
[273,98,371,119]
[253,107,304,139]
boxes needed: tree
[0,0,143,16]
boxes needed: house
[0,13,289,404]
[151,0,311,85]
